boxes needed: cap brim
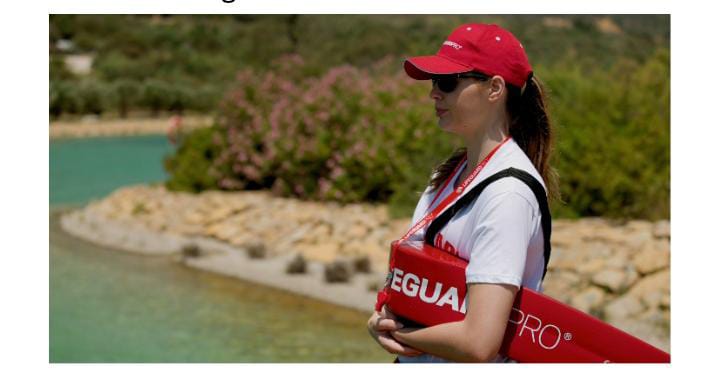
[404,56,473,80]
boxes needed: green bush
[110,79,140,118]
[140,79,172,116]
[545,48,669,219]
[49,80,80,117]
[76,80,108,115]
[165,50,669,220]
[164,126,223,193]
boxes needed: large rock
[570,286,606,313]
[604,295,645,320]
[653,220,670,239]
[342,240,382,258]
[305,223,332,243]
[591,269,631,293]
[604,252,628,269]
[623,229,654,250]
[627,270,670,298]
[542,270,582,303]
[638,291,665,310]
[660,293,670,309]
[631,241,670,275]
[345,223,369,240]
[548,247,587,270]
[636,308,670,329]
[576,258,607,277]
[297,241,341,263]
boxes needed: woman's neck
[457,127,509,184]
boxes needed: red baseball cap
[404,23,533,88]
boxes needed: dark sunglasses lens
[433,77,458,93]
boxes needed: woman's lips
[436,108,448,117]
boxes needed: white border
[5,0,718,376]
[46,0,672,14]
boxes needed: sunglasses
[431,72,490,93]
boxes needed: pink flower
[294,183,305,196]
[330,166,345,180]
[318,178,331,195]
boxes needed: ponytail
[428,74,560,202]
[507,75,560,202]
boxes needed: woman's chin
[437,120,458,134]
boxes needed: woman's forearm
[391,320,495,362]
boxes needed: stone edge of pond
[49,116,213,140]
[58,207,382,313]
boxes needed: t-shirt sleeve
[465,191,537,288]
[410,186,435,226]
[403,186,436,243]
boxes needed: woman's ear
[487,75,506,103]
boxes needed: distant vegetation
[51,15,670,219]
[49,15,668,119]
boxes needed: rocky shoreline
[59,184,670,352]
[49,116,212,139]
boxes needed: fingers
[375,317,404,332]
[377,333,424,357]
[370,310,404,332]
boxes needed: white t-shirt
[397,137,547,363]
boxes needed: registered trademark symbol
[564,332,573,341]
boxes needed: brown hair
[428,75,560,202]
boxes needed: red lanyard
[394,137,511,251]
[427,156,467,210]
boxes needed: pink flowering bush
[196,54,457,208]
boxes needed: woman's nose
[429,84,443,100]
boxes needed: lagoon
[49,135,388,362]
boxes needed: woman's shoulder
[475,150,545,214]
[474,178,540,215]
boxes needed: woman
[366,23,559,363]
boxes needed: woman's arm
[391,282,518,362]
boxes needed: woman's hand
[367,306,424,357]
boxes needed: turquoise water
[50,135,174,205]
[49,135,389,362]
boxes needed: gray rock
[181,243,202,258]
[244,241,267,259]
[352,255,372,274]
[324,259,353,283]
[286,254,307,274]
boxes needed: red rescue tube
[379,241,670,363]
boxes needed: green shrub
[110,79,140,118]
[164,126,223,193]
[77,80,108,115]
[140,79,172,116]
[164,50,669,220]
[545,48,669,219]
[49,80,81,117]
